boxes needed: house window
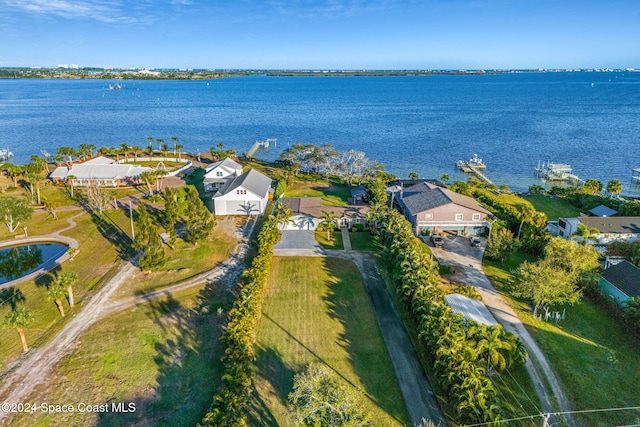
[425,213,433,220]
[216,171,223,177]
[236,189,247,195]
[455,213,464,221]
[472,213,481,221]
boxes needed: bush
[351,223,364,232]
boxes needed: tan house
[397,182,491,236]
[279,197,370,230]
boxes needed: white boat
[0,148,14,161]
[109,82,122,90]
[468,153,486,168]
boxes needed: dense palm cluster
[368,181,526,424]
[202,214,280,426]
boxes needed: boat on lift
[109,82,122,90]
[0,148,14,161]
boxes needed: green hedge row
[200,215,280,426]
[377,208,525,425]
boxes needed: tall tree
[171,136,179,155]
[581,178,603,195]
[163,188,179,246]
[139,225,166,271]
[3,306,35,352]
[440,173,449,185]
[184,189,215,244]
[0,196,34,233]
[513,261,581,316]
[84,185,112,220]
[484,227,518,264]
[47,284,67,317]
[606,179,622,196]
[56,272,78,307]
[319,210,338,241]
[289,363,369,427]
[56,146,76,168]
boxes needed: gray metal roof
[445,293,497,326]
[578,216,640,234]
[601,260,640,298]
[399,182,490,216]
[588,204,618,217]
[216,168,272,198]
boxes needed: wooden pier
[245,138,276,158]
[456,160,494,186]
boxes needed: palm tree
[319,210,338,241]
[440,173,450,185]
[572,223,600,245]
[130,145,142,160]
[3,306,35,352]
[176,144,184,159]
[161,143,169,158]
[47,284,67,317]
[139,171,156,196]
[67,174,76,198]
[156,138,164,154]
[272,203,294,231]
[56,272,78,307]
[607,179,622,196]
[475,324,513,372]
[408,171,419,180]
[120,143,130,161]
[171,136,179,155]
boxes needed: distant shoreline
[0,67,637,80]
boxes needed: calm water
[0,243,69,284]
[1,73,639,194]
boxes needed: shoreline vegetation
[0,67,637,80]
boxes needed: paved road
[430,234,577,427]
[274,231,447,427]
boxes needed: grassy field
[9,285,228,427]
[484,255,640,427]
[285,175,352,206]
[347,231,377,251]
[315,229,343,249]
[249,257,410,426]
[522,193,582,220]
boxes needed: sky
[1,0,639,70]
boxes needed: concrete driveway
[273,230,325,256]
[429,235,493,290]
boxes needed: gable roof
[588,205,618,217]
[399,182,490,216]
[601,260,640,298]
[205,157,242,174]
[215,168,271,198]
[578,216,640,234]
[280,197,370,219]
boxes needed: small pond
[0,243,69,285]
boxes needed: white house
[557,216,640,245]
[278,197,370,230]
[203,158,243,192]
[49,156,150,187]
[212,169,272,216]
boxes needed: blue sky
[1,0,639,69]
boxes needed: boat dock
[456,154,494,186]
[534,161,584,185]
[0,148,14,163]
[245,138,276,158]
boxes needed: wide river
[1,72,639,194]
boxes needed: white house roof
[50,163,150,181]
[81,156,115,165]
[205,157,242,174]
[214,169,272,198]
[444,293,498,326]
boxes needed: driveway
[273,230,325,256]
[430,235,577,427]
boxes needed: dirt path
[274,233,447,426]
[0,217,256,424]
[431,235,577,427]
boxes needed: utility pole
[542,413,550,427]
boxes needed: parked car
[430,234,444,247]
[469,236,481,247]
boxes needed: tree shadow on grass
[245,346,293,427]
[96,279,231,427]
[89,210,134,260]
[321,257,410,425]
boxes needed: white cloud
[1,0,139,23]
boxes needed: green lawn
[249,256,410,426]
[315,229,344,249]
[348,231,378,251]
[483,253,640,427]
[523,194,582,220]
[9,285,227,427]
[285,176,352,206]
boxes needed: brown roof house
[279,197,370,230]
[396,182,491,236]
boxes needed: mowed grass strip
[9,286,226,427]
[250,256,409,426]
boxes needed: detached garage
[212,169,272,216]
